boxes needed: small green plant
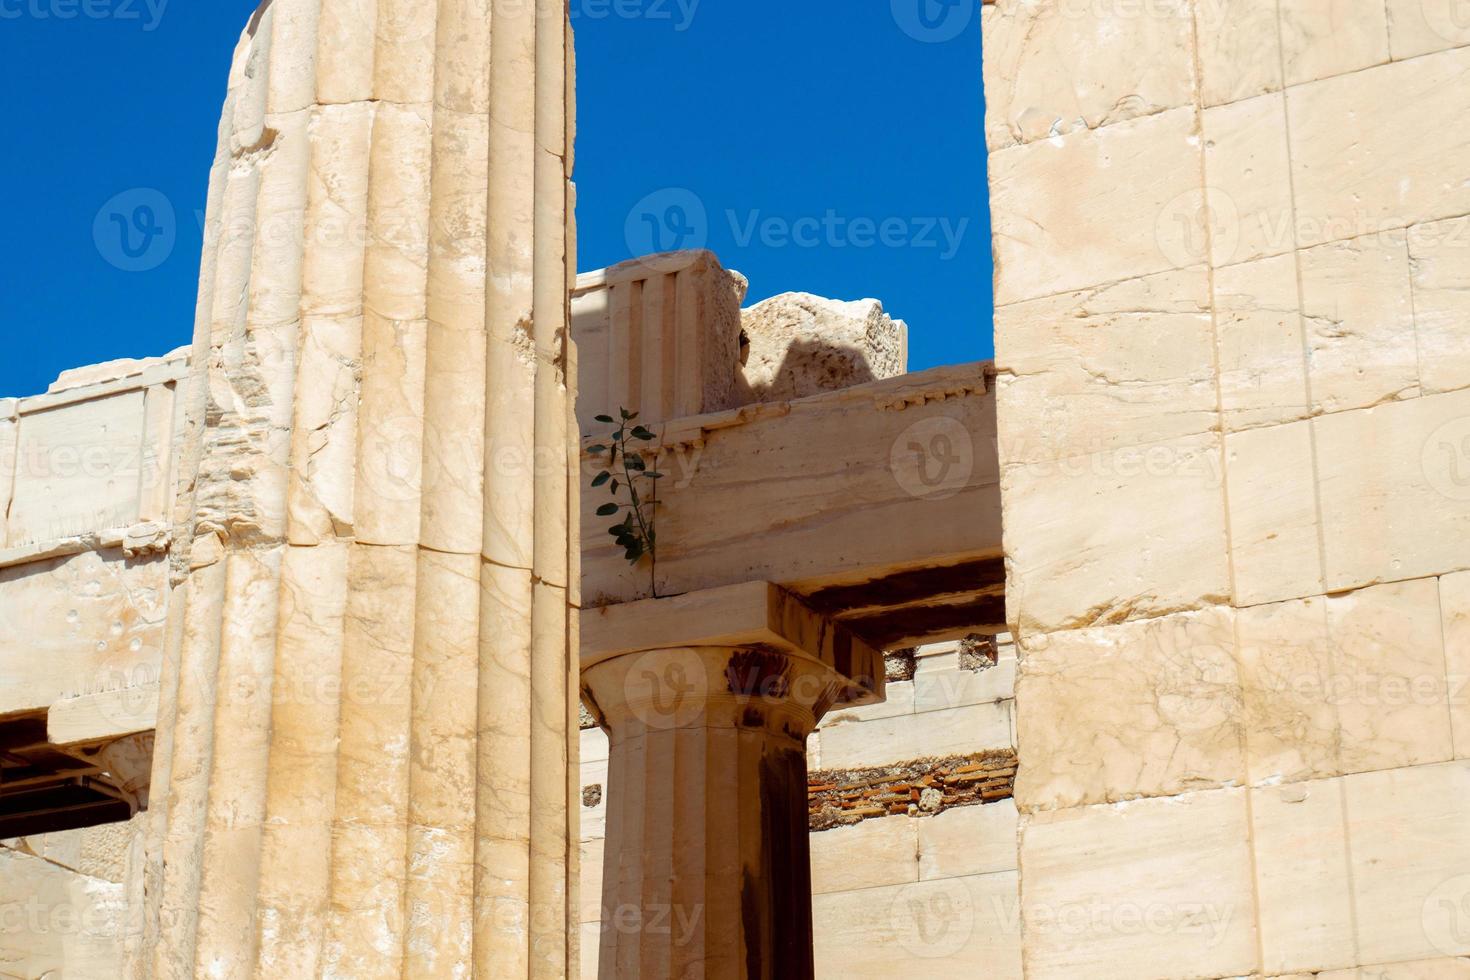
[588,408,663,597]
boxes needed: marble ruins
[4,0,1470,977]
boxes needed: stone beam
[581,361,1002,648]
[579,583,882,977]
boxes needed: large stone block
[917,800,1019,881]
[1195,0,1285,107]
[1014,607,1244,811]
[994,268,1217,466]
[1202,93,1294,268]
[816,701,1013,770]
[912,658,1016,714]
[1251,779,1357,974]
[980,0,1195,150]
[1316,388,1470,590]
[0,551,168,717]
[0,848,126,980]
[810,817,920,895]
[1299,233,1417,414]
[1409,215,1470,396]
[989,107,1203,304]
[1328,578,1455,774]
[738,294,907,404]
[570,250,747,434]
[1225,420,1326,606]
[1019,789,1257,978]
[1237,596,1342,784]
[1289,47,1470,249]
[1003,432,1230,634]
[1346,760,1470,963]
[1442,571,1470,760]
[7,391,146,546]
[812,872,1021,975]
[1386,0,1470,58]
[1279,0,1390,86]
[1212,254,1311,431]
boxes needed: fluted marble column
[579,583,885,978]
[139,1,579,977]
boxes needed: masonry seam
[1272,0,1332,604]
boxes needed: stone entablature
[0,349,187,727]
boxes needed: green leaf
[586,444,607,455]
[596,503,619,517]
[606,526,624,537]
[631,426,656,441]
[647,472,665,479]
[595,414,615,423]
[620,408,634,420]
[626,455,646,472]
[591,471,611,488]
[610,479,620,493]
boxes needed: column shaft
[141,1,579,977]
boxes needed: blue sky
[0,0,991,398]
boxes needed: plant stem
[617,423,659,598]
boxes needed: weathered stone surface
[1019,789,1257,977]
[582,363,1000,608]
[989,107,1202,304]
[980,0,1194,150]
[1316,388,1470,591]
[1409,215,1470,396]
[0,848,126,979]
[1002,432,1230,634]
[1251,779,1356,974]
[1014,608,1244,811]
[1279,0,1390,86]
[7,390,146,546]
[994,268,1217,465]
[570,250,748,434]
[917,800,1018,881]
[1237,596,1342,785]
[1195,0,1284,107]
[817,701,1013,770]
[1329,578,1455,775]
[812,872,1021,975]
[0,551,167,717]
[1299,233,1418,414]
[738,293,907,404]
[1387,0,1470,58]
[1202,92,1294,268]
[1289,47,1470,249]
[1212,253,1311,431]
[1442,571,1470,760]
[1346,761,1470,963]
[1225,420,1326,606]
[810,816,919,895]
